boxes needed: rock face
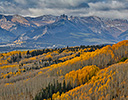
[0,14,56,39]
[0,14,128,48]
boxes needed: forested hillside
[0,40,127,100]
[56,60,128,100]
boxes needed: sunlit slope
[56,61,128,100]
[46,40,128,77]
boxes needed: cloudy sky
[0,0,128,19]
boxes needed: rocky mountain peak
[55,14,68,21]
[11,14,30,26]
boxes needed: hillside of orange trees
[0,40,127,100]
[56,60,128,100]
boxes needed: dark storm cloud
[0,0,128,19]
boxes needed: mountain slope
[0,14,56,38]
[118,29,128,40]
[56,61,128,100]
[19,16,123,48]
[22,19,101,46]
[0,27,15,42]
[0,14,128,49]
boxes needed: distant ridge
[0,14,128,49]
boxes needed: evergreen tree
[19,52,22,58]
[27,50,30,55]
[63,80,66,93]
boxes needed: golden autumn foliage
[46,40,128,77]
[0,40,127,100]
[56,61,128,100]
[29,57,37,61]
[0,65,16,69]
[52,92,60,100]
[38,71,43,75]
[65,65,99,87]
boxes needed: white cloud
[87,1,128,19]
[86,10,128,19]
[89,1,126,11]
[0,0,128,19]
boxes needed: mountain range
[0,14,128,49]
